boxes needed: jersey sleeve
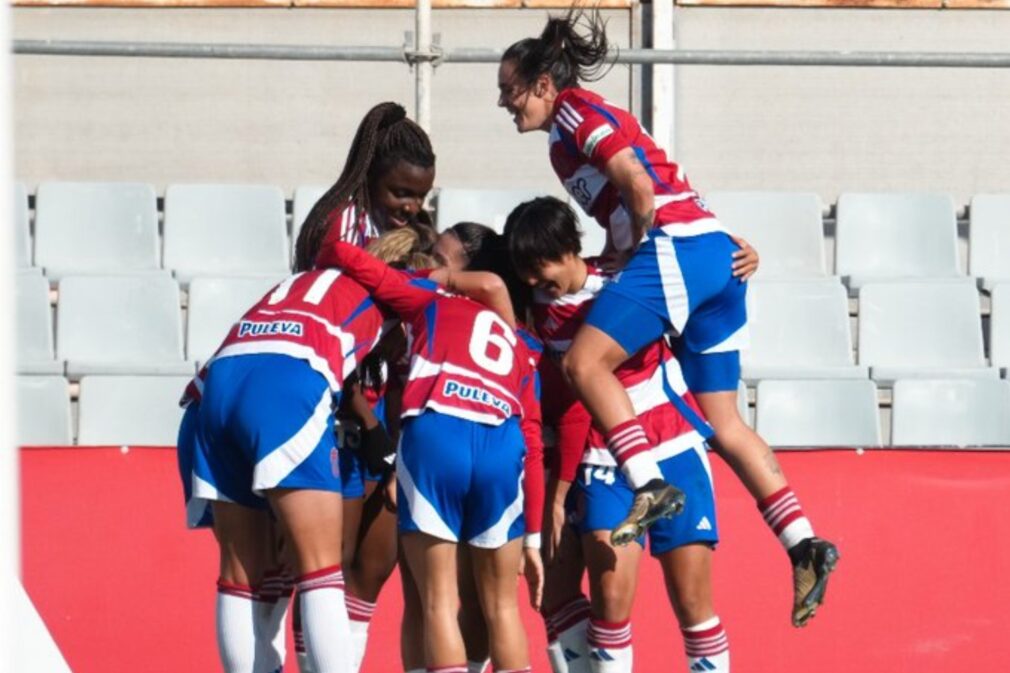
[518,350,545,547]
[537,356,590,482]
[557,93,633,171]
[316,240,436,321]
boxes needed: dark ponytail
[294,102,435,272]
[502,8,612,92]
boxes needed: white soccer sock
[345,593,377,672]
[758,486,815,551]
[466,660,489,673]
[682,616,730,672]
[297,565,353,673]
[255,569,290,673]
[605,420,662,489]
[216,581,261,673]
[545,595,592,673]
[586,618,633,673]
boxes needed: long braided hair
[294,102,436,272]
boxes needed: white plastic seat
[991,283,1010,373]
[34,182,159,278]
[755,379,882,448]
[187,275,282,364]
[742,280,865,381]
[891,379,1010,447]
[16,376,72,446]
[969,194,1010,291]
[292,184,329,249]
[163,184,289,282]
[435,187,555,233]
[77,375,191,446]
[704,191,827,279]
[836,192,961,290]
[14,182,31,268]
[858,281,995,382]
[57,274,192,377]
[16,271,61,374]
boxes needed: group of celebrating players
[175,10,840,673]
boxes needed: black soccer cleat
[610,479,687,547]
[788,536,840,627]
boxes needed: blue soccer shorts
[188,353,342,515]
[574,446,719,555]
[585,229,749,393]
[396,411,526,548]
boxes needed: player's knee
[562,348,595,387]
[668,585,713,626]
[594,579,635,622]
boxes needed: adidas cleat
[610,480,686,547]
[789,536,840,627]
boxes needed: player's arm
[316,240,434,320]
[518,360,546,610]
[427,268,517,328]
[603,148,656,250]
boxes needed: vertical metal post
[415,0,433,132]
[651,0,675,156]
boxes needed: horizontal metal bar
[14,40,1010,68]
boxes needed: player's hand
[522,547,545,612]
[381,474,397,513]
[360,424,396,475]
[731,235,759,281]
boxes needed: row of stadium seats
[18,375,1010,448]
[16,271,1009,380]
[13,182,1010,289]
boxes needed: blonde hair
[366,228,438,271]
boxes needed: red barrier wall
[21,446,1010,672]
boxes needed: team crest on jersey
[237,320,304,338]
[443,380,512,416]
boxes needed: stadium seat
[968,194,1010,291]
[742,280,866,381]
[891,379,1010,447]
[57,274,192,377]
[704,191,827,279]
[292,184,328,253]
[14,182,31,268]
[34,182,160,278]
[737,379,751,427]
[187,275,282,364]
[16,271,61,375]
[435,187,555,233]
[836,192,961,290]
[858,281,995,382]
[755,379,882,448]
[77,375,191,446]
[16,376,72,446]
[568,200,607,257]
[163,184,289,281]
[991,283,1010,372]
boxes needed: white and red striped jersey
[549,88,720,251]
[181,269,392,406]
[321,201,380,250]
[531,257,713,470]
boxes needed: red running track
[21,446,1010,672]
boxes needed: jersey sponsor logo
[237,319,305,338]
[582,124,614,157]
[442,380,512,416]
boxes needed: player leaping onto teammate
[497,10,839,626]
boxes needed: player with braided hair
[294,101,436,271]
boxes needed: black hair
[445,221,499,268]
[505,196,582,279]
[294,101,436,272]
[456,223,533,324]
[501,8,612,92]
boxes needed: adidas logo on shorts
[696,516,712,531]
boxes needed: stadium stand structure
[891,379,1010,447]
[969,194,1010,291]
[12,184,1010,446]
[755,379,882,447]
[35,182,160,278]
[16,376,73,447]
[163,184,289,282]
[76,375,192,446]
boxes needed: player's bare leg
[541,521,591,673]
[695,390,840,627]
[657,543,729,671]
[401,532,467,669]
[564,325,686,546]
[398,546,427,672]
[457,546,491,672]
[267,488,352,673]
[470,539,530,673]
[582,530,642,672]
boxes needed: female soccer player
[317,239,543,673]
[498,11,838,626]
